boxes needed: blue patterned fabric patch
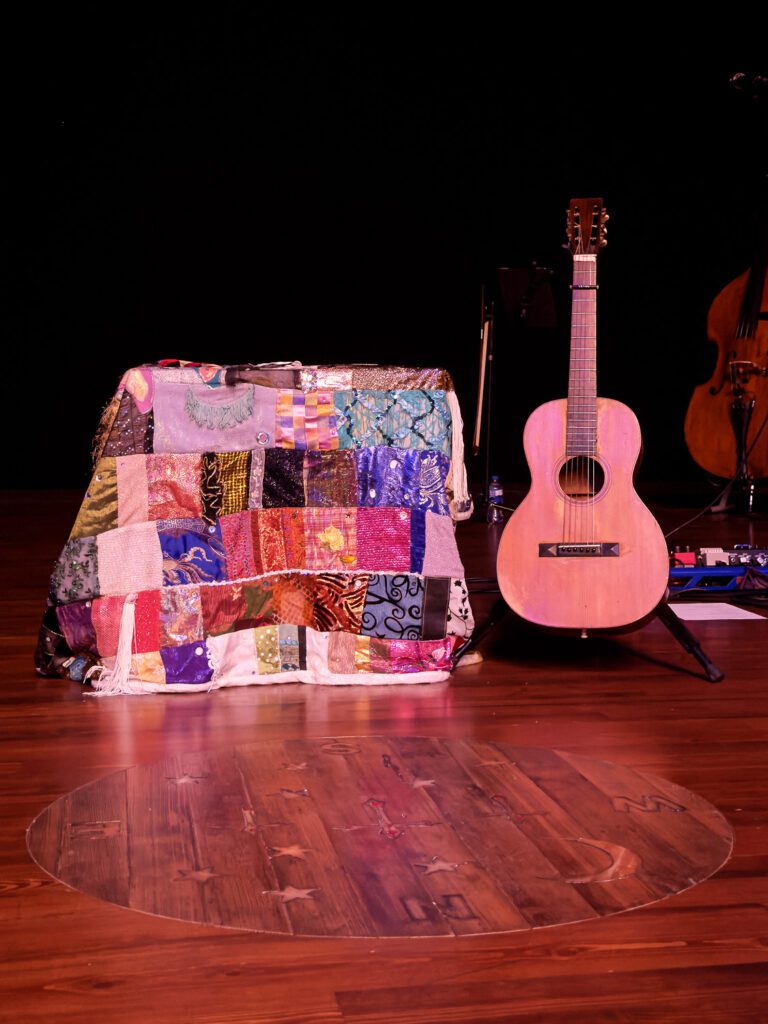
[334,390,452,456]
[360,574,425,640]
[158,522,227,586]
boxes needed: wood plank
[235,740,378,937]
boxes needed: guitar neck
[567,254,597,457]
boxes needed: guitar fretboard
[566,254,597,456]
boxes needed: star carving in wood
[166,773,208,785]
[272,788,310,799]
[414,856,460,875]
[263,886,318,902]
[411,777,436,789]
[282,762,308,772]
[268,845,311,860]
[175,867,219,883]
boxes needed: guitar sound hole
[559,457,605,500]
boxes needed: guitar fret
[568,250,597,437]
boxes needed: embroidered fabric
[152,379,275,453]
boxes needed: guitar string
[568,257,598,546]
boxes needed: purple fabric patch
[160,641,214,685]
[422,512,464,576]
[56,600,98,654]
[305,450,358,507]
[410,508,426,573]
[158,522,227,586]
[356,448,450,515]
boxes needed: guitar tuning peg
[602,213,610,222]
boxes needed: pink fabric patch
[422,511,465,577]
[92,595,126,658]
[220,512,257,579]
[304,508,357,570]
[96,523,164,596]
[355,508,411,571]
[122,367,154,414]
[116,455,149,526]
[368,636,455,673]
[146,454,203,521]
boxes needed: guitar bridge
[539,543,619,558]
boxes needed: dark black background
[8,15,767,494]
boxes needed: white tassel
[85,593,147,696]
[445,390,474,521]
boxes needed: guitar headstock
[565,198,609,255]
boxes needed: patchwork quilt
[36,362,474,693]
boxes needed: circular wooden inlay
[27,738,733,937]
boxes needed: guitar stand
[461,591,725,684]
[653,600,725,683]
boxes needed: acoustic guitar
[496,198,669,632]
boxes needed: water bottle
[487,475,504,523]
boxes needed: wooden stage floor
[3,488,768,1023]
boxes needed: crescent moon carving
[561,837,641,884]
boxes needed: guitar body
[496,397,670,631]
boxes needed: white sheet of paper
[670,602,766,621]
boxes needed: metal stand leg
[709,385,757,515]
[460,593,725,684]
[654,601,725,683]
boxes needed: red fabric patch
[146,454,203,520]
[281,508,307,569]
[134,589,161,653]
[251,509,288,573]
[200,583,248,636]
[220,512,257,579]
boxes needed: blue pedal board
[669,565,768,592]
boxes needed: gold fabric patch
[218,451,251,515]
[70,458,118,538]
[130,652,166,685]
[254,624,280,674]
[353,635,372,673]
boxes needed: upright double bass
[684,234,768,482]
